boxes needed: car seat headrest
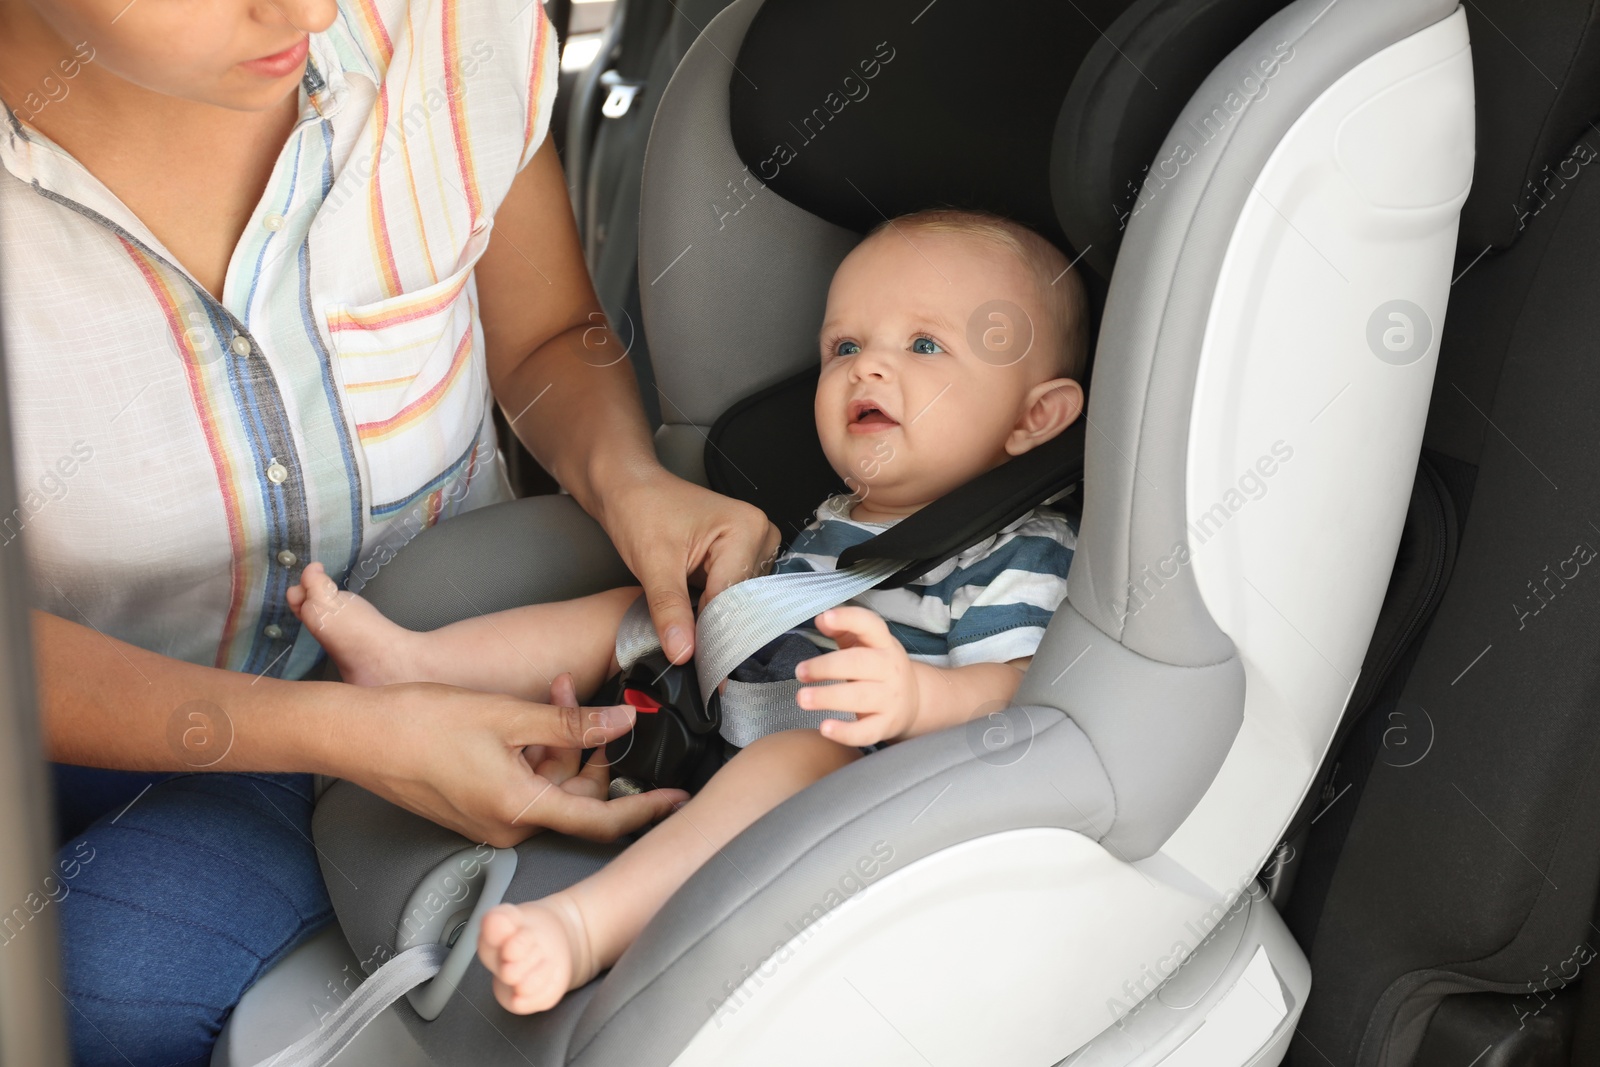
[726,0,1122,256]
[1050,0,1294,281]
[728,0,1308,286]
[1455,0,1600,253]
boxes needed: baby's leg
[286,561,638,702]
[478,730,860,1014]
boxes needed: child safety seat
[212,0,1474,1063]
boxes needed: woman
[0,0,776,1063]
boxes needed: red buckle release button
[623,688,661,712]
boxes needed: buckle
[622,687,661,712]
[600,651,722,795]
[599,70,645,118]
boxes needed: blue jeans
[50,766,334,1067]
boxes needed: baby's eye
[835,340,861,357]
[911,336,944,355]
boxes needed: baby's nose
[849,348,892,378]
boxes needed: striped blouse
[0,0,558,680]
[776,493,1078,668]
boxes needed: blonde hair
[865,208,1089,380]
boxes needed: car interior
[4,0,1600,1064]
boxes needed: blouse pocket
[325,224,493,518]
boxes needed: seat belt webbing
[243,943,446,1067]
[614,558,903,745]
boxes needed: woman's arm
[36,608,346,774]
[474,139,779,664]
[33,609,682,846]
[473,137,657,524]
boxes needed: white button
[264,213,286,231]
[263,624,284,640]
[276,549,298,568]
[230,335,252,357]
[266,461,288,484]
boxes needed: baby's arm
[793,606,1027,747]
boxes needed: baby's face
[815,228,1080,518]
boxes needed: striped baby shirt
[776,493,1078,667]
[0,0,558,680]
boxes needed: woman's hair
[866,208,1089,380]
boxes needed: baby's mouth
[847,399,900,433]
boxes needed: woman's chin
[164,69,304,113]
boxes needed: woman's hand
[598,468,779,664]
[794,607,921,747]
[518,673,614,802]
[35,573,680,852]
[336,677,686,848]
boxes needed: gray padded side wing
[564,710,1115,1066]
[636,0,859,427]
[1015,600,1243,859]
[1063,0,1457,667]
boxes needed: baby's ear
[1005,378,1085,457]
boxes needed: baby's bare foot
[477,895,598,1015]
[285,562,423,686]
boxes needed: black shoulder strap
[837,420,1086,588]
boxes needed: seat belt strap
[243,943,447,1067]
[717,677,855,746]
[615,591,668,673]
[692,557,903,699]
[613,557,903,745]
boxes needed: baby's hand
[795,607,918,746]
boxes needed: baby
[286,208,1089,1015]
